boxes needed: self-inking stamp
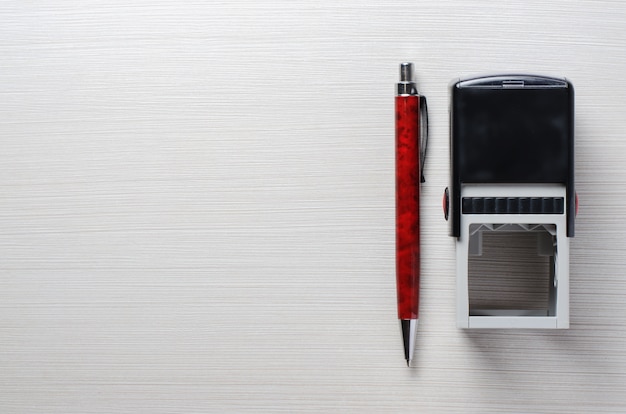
[444,74,575,329]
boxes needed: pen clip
[419,95,429,183]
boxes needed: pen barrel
[395,95,420,320]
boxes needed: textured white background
[1,1,625,413]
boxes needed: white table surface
[1,1,625,412]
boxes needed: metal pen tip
[400,62,414,82]
[400,319,418,366]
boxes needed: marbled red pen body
[395,94,420,320]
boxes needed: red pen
[395,62,425,366]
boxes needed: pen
[395,62,423,366]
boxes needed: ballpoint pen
[395,62,426,366]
